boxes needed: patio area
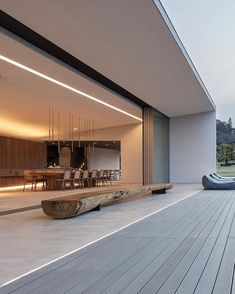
[1,184,234,293]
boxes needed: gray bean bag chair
[202,175,235,190]
[210,173,234,182]
[211,172,235,181]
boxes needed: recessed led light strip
[0,183,43,192]
[0,55,142,122]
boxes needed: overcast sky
[161,0,235,123]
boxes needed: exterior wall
[170,111,216,183]
[152,110,169,183]
[92,123,142,184]
[89,147,120,170]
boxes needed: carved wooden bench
[41,183,173,219]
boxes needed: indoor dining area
[0,28,143,214]
[23,168,119,192]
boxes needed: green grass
[216,163,235,177]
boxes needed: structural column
[143,107,153,184]
[143,107,170,184]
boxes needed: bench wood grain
[41,183,173,219]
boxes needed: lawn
[217,163,235,177]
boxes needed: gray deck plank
[0,235,116,293]
[213,238,235,294]
[156,195,233,294]
[229,211,235,237]
[0,236,135,293]
[232,266,235,294]
[1,190,235,294]
[82,196,222,294]
[193,197,235,294]
[175,238,216,294]
[100,195,223,293]
[115,192,217,238]
[48,193,224,293]
[13,237,148,294]
[100,194,226,293]
[132,195,229,294]
[174,194,234,294]
[65,196,220,294]
[45,195,221,293]
[50,238,153,294]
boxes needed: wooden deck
[1,190,235,294]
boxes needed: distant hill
[217,118,235,144]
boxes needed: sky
[161,0,235,124]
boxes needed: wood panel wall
[0,136,47,169]
[0,136,47,187]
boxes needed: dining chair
[98,170,105,186]
[55,170,73,190]
[81,170,90,187]
[23,170,35,191]
[33,169,47,191]
[105,170,112,185]
[89,170,98,187]
[73,170,82,189]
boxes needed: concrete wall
[152,111,169,183]
[170,111,216,183]
[89,147,120,170]
[92,123,142,184]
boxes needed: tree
[228,117,233,132]
[216,119,230,134]
[217,144,234,165]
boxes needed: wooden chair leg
[42,177,46,191]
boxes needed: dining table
[29,170,65,191]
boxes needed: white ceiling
[0,32,142,140]
[0,0,215,117]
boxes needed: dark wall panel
[0,136,46,169]
[0,136,47,187]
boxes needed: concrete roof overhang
[0,0,215,118]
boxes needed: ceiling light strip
[0,55,142,122]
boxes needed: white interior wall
[91,123,142,184]
[89,147,120,170]
[170,111,216,183]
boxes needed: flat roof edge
[153,0,216,110]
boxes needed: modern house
[3,3,235,294]
[0,0,216,189]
